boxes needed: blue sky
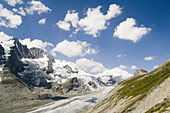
[0,0,170,73]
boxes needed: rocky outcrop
[87,59,170,113]
[63,65,78,74]
[11,38,32,59]
[52,77,90,96]
[0,44,5,65]
[17,60,51,88]
[4,38,32,74]
[29,47,46,59]
[30,47,54,74]
[134,69,148,76]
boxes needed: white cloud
[113,18,151,43]
[12,7,26,16]
[130,65,138,70]
[117,54,126,58]
[25,1,51,15]
[78,4,122,37]
[56,10,79,31]
[20,38,54,51]
[76,58,107,73]
[105,4,122,20]
[0,4,22,28]
[38,18,46,25]
[56,20,71,31]
[18,7,26,16]
[12,8,18,12]
[144,56,155,61]
[4,0,23,7]
[50,40,97,57]
[153,65,159,69]
[57,4,122,37]
[0,31,13,42]
[117,65,128,70]
[64,10,79,28]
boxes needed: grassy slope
[91,59,170,113]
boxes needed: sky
[0,0,170,74]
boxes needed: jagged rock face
[17,60,52,88]
[4,38,33,74]
[52,77,90,96]
[63,65,78,74]
[0,44,5,65]
[30,47,54,74]
[46,57,54,74]
[134,69,148,76]
[12,38,32,59]
[29,47,47,59]
[1,39,53,88]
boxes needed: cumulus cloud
[56,10,79,31]
[130,65,138,70]
[0,31,13,42]
[117,65,128,70]
[117,54,126,58]
[20,38,54,51]
[113,18,151,43]
[56,20,71,31]
[76,58,107,73]
[144,56,155,61]
[57,4,122,37]
[50,40,97,57]
[38,18,46,25]
[25,1,51,15]
[78,4,122,37]
[4,0,23,7]
[0,4,22,28]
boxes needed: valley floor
[26,86,114,113]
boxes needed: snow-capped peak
[97,68,133,79]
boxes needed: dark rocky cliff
[0,44,5,65]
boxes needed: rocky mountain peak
[12,38,32,59]
[29,47,47,59]
[134,69,148,76]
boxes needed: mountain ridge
[0,37,132,112]
[86,59,170,113]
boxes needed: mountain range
[0,36,169,113]
[0,37,132,112]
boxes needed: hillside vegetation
[87,59,170,113]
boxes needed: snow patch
[0,32,14,58]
